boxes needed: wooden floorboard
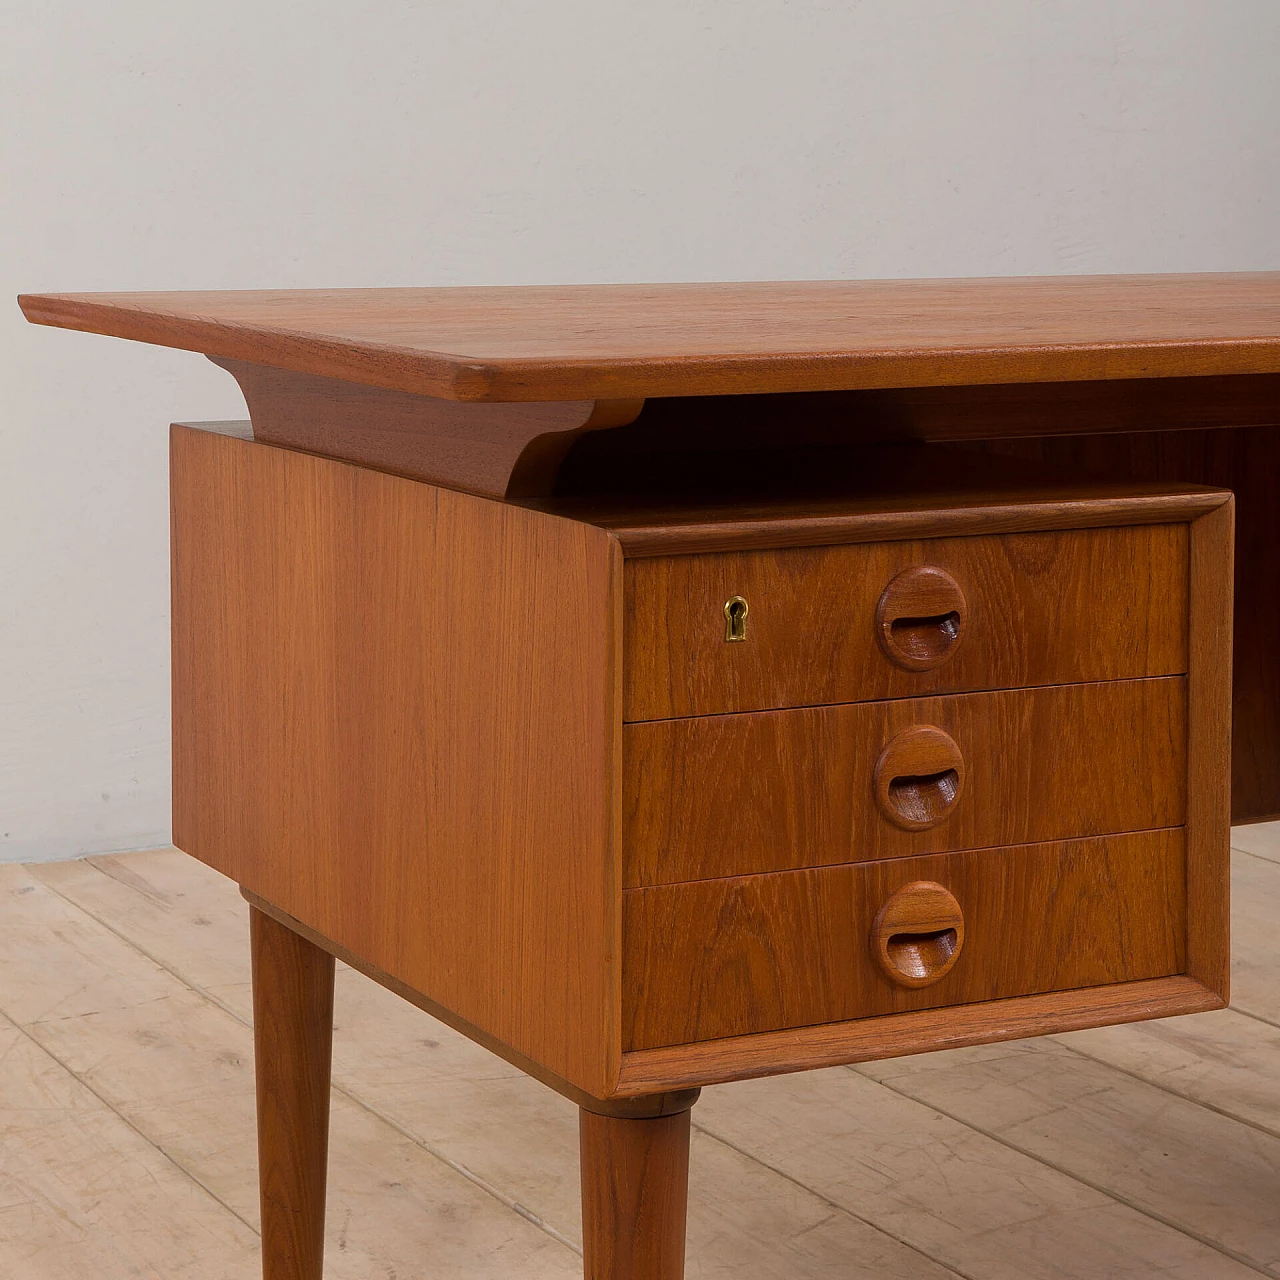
[696,1067,1269,1280]
[0,864,578,1279]
[1229,824,1280,866]
[1055,1008,1280,1141]
[857,1039,1280,1274]
[18,856,959,1279]
[2,834,1278,1277]
[1229,850,1280,1030]
[0,1007,259,1279]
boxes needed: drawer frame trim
[1184,497,1234,997]
[613,975,1224,1095]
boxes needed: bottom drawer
[623,830,1185,1051]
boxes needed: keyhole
[724,596,749,642]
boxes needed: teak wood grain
[212,357,642,500]
[1186,499,1234,996]
[239,888,700,1122]
[869,880,966,989]
[874,565,968,672]
[170,425,622,1097]
[170,424,1232,1097]
[613,974,1224,1094]
[623,524,1189,721]
[872,724,968,832]
[622,830,1186,1050]
[580,1107,695,1280]
[250,908,334,1280]
[623,679,1187,885]
[19,273,1280,401]
[18,273,1251,1278]
[978,429,1269,823]
[554,473,1226,558]
[204,363,1280,504]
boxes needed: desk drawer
[623,524,1188,721]
[622,829,1185,1050]
[624,677,1186,886]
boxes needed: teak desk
[19,274,1280,1279]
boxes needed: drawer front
[624,524,1188,721]
[624,677,1186,886]
[623,829,1185,1050]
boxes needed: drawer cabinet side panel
[171,426,621,1096]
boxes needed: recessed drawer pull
[872,880,965,989]
[876,566,968,671]
[874,725,965,831]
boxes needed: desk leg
[579,1102,693,1280]
[250,906,335,1280]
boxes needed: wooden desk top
[19,273,1280,402]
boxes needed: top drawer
[623,524,1188,721]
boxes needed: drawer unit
[624,677,1187,886]
[170,426,1233,1101]
[608,471,1233,1079]
[624,523,1189,722]
[623,830,1186,1050]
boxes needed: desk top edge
[19,272,1280,402]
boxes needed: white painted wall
[2,2,1278,861]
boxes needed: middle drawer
[623,677,1186,886]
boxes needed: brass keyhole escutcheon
[724,595,749,642]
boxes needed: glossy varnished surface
[623,830,1187,1050]
[20,273,1280,401]
[623,679,1187,885]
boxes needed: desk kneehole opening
[872,881,966,989]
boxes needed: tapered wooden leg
[579,1103,693,1280]
[250,906,335,1280]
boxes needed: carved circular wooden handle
[871,880,965,989]
[873,725,965,831]
[875,566,967,671]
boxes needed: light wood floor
[2,830,1280,1279]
